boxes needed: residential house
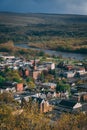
[0,82,16,93]
[65,65,73,71]
[1,56,15,60]
[82,93,87,102]
[42,82,57,90]
[71,93,82,102]
[71,92,87,102]
[63,71,76,78]
[76,67,86,76]
[44,62,55,70]
[33,70,42,80]
[77,83,87,92]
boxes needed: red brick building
[16,83,23,92]
[25,69,29,77]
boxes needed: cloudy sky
[0,0,87,15]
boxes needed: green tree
[0,57,4,61]
[0,76,5,85]
[27,81,35,89]
[40,72,45,81]
[38,51,45,56]
[6,70,23,83]
[26,77,33,82]
[56,81,70,93]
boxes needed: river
[15,43,87,60]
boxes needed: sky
[0,0,87,15]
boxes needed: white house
[1,56,15,60]
[44,62,55,70]
[64,71,76,78]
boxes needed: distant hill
[0,12,87,53]
[0,12,87,26]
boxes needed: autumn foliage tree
[0,102,87,130]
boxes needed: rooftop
[59,99,78,109]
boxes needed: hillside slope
[0,12,87,53]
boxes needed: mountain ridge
[0,12,87,26]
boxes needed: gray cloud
[0,0,87,15]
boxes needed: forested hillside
[0,12,87,53]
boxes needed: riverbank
[14,43,87,60]
[28,45,87,54]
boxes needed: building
[82,93,87,102]
[44,62,55,70]
[25,69,29,77]
[0,82,16,93]
[42,82,57,90]
[16,83,24,92]
[77,83,87,92]
[63,71,75,78]
[65,65,73,71]
[31,97,52,113]
[1,56,15,60]
[37,65,48,71]
[33,70,42,80]
[55,99,82,113]
[76,68,86,75]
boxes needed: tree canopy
[56,81,70,93]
